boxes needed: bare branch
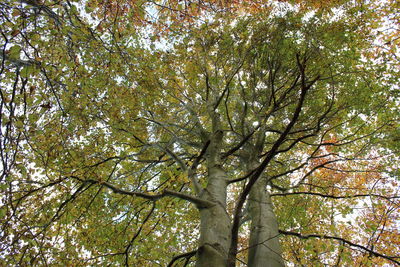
[279,230,400,265]
[167,250,197,267]
[73,177,215,208]
[222,125,260,159]
[188,140,210,194]
[271,191,399,201]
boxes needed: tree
[1,0,399,266]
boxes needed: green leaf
[8,45,21,60]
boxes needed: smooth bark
[248,178,284,267]
[196,166,231,267]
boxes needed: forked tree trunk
[196,110,284,266]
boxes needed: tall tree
[1,0,399,266]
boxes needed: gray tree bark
[196,111,232,267]
[247,178,285,267]
[244,140,284,267]
[196,165,231,267]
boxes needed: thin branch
[21,0,61,25]
[0,54,40,68]
[188,140,210,194]
[271,191,400,201]
[164,147,188,172]
[227,69,318,266]
[222,125,260,159]
[124,202,155,266]
[279,230,400,265]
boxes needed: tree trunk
[196,166,231,267]
[247,177,285,267]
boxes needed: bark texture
[196,166,231,267]
[243,151,284,267]
[248,179,284,267]
[196,114,232,267]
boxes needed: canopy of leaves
[0,0,399,266]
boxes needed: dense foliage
[0,0,399,266]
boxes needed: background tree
[0,0,399,266]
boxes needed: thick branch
[74,178,214,208]
[167,250,197,267]
[164,147,188,172]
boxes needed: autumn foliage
[0,0,399,266]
